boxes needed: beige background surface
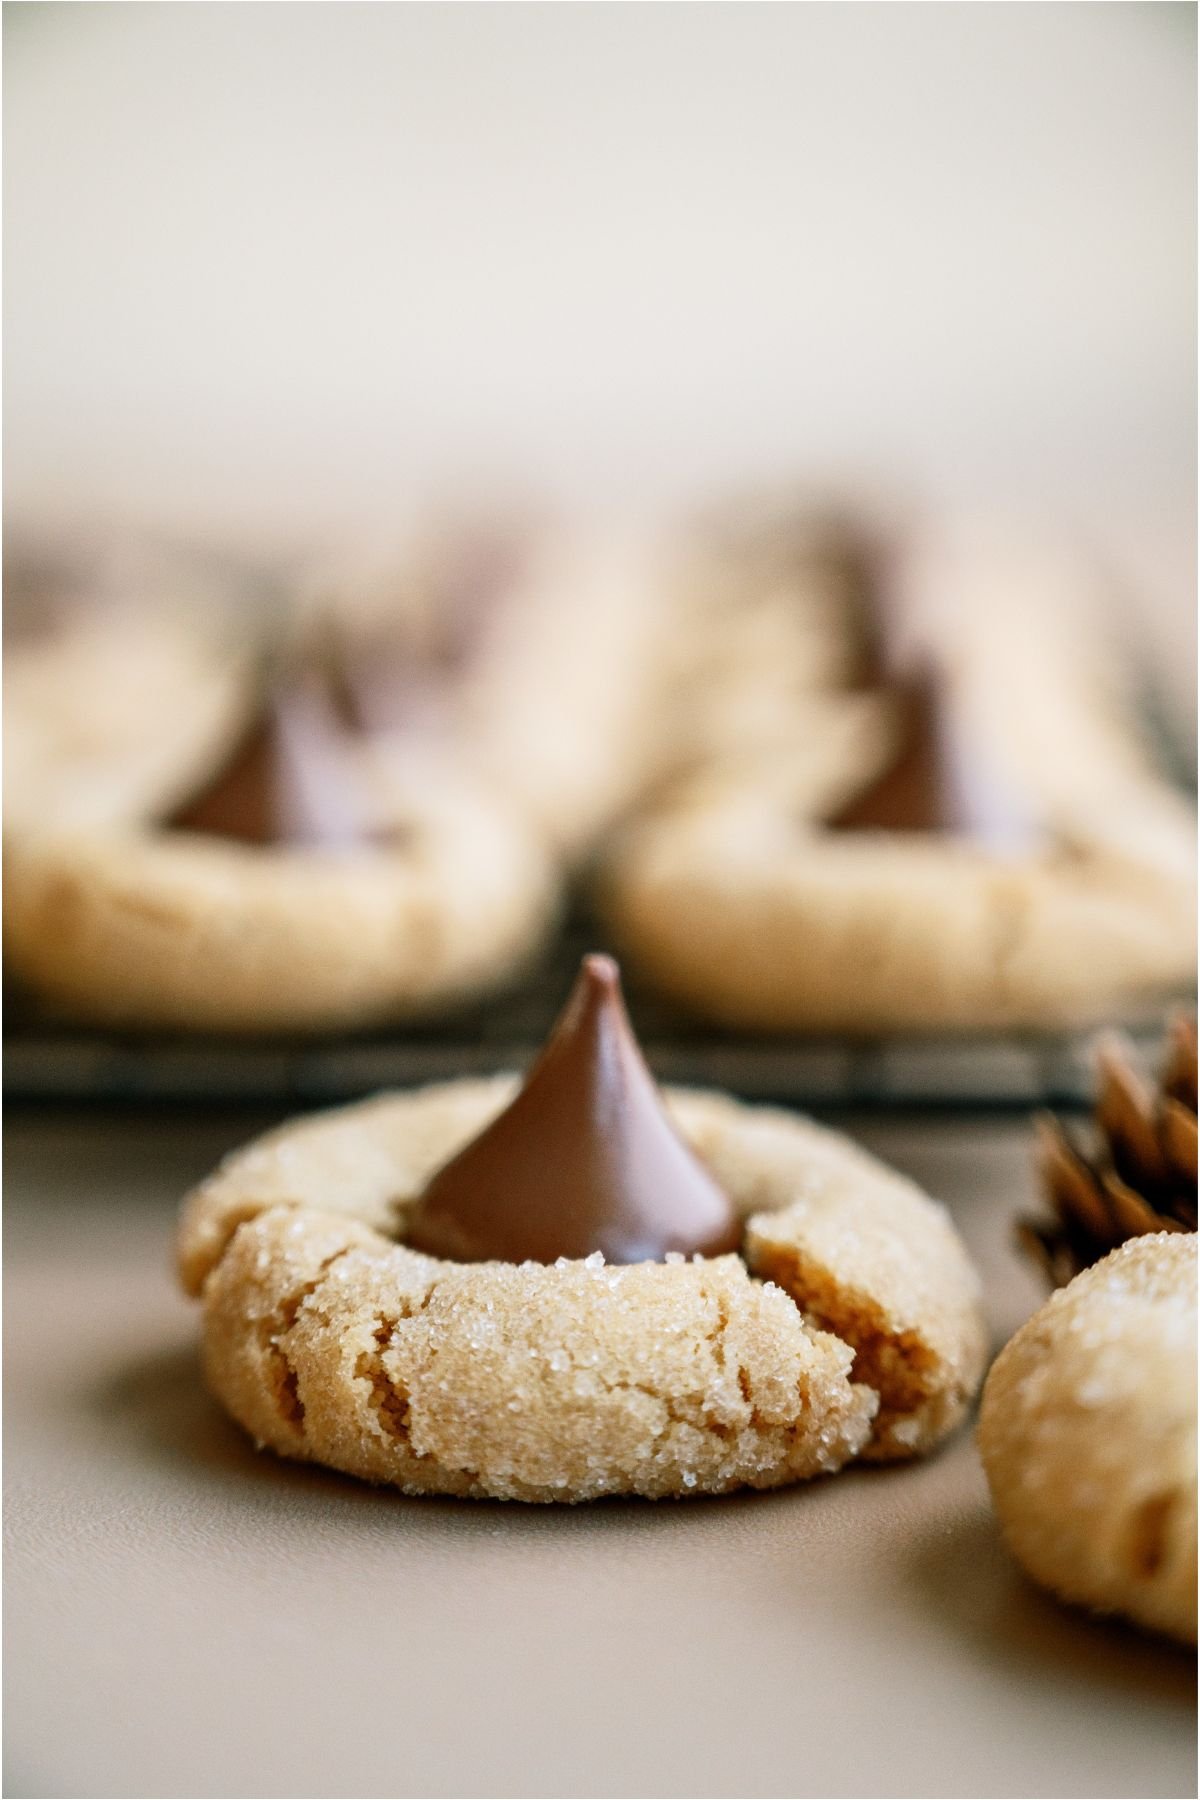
[5,3,1194,528]
[4,3,1196,762]
[5,1108,1195,1799]
[4,4,1196,761]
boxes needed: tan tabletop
[5,1107,1195,1799]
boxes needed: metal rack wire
[4,910,1175,1110]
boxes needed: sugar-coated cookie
[179,1073,986,1500]
[979,1232,1197,1642]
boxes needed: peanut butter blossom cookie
[601,518,1196,1031]
[6,522,685,1032]
[179,956,986,1500]
[5,588,558,1033]
[4,582,250,842]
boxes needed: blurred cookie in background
[3,511,697,1033]
[645,495,880,784]
[599,514,1197,1032]
[4,529,258,839]
[298,513,685,864]
[3,524,563,1032]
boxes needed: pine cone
[1021,1015,1198,1287]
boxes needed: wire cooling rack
[3,910,1179,1111]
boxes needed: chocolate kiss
[171,608,488,849]
[404,955,743,1265]
[169,666,367,849]
[829,667,1037,849]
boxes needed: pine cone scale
[1022,1016,1199,1286]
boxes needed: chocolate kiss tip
[403,953,742,1267]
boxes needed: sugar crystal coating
[179,1077,987,1499]
[979,1232,1197,1642]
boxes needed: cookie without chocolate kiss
[979,1232,1197,1643]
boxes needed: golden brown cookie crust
[3,596,557,1033]
[180,1080,986,1499]
[602,805,1195,1033]
[4,525,684,1032]
[979,1232,1197,1643]
[600,523,1196,1032]
[4,785,558,1033]
[4,608,252,838]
